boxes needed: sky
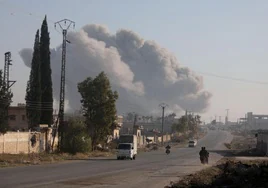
[1,0,268,123]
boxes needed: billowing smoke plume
[19,24,212,115]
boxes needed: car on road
[188,139,197,147]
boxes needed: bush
[62,117,91,154]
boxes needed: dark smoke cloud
[19,24,212,115]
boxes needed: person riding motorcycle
[166,145,171,150]
[165,144,171,154]
[199,147,209,164]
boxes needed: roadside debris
[167,158,268,188]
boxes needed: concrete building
[241,112,268,130]
[112,115,123,139]
[8,103,28,130]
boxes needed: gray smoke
[19,24,212,115]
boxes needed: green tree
[172,114,201,136]
[62,116,91,154]
[78,72,118,150]
[25,29,41,129]
[172,115,187,133]
[0,70,13,134]
[40,16,53,126]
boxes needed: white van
[188,140,197,147]
[117,135,137,160]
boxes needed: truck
[116,134,137,160]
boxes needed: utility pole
[225,109,229,126]
[53,19,75,151]
[3,52,16,117]
[133,113,137,134]
[186,110,189,132]
[159,103,168,146]
[244,113,247,131]
[4,52,16,90]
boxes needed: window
[22,115,25,121]
[9,115,16,120]
[118,144,131,150]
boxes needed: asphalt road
[0,130,233,188]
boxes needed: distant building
[8,103,27,130]
[112,115,123,139]
[240,112,268,130]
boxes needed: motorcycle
[200,155,208,164]
[166,148,170,155]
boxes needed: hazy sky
[1,0,268,123]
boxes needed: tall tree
[172,114,201,136]
[78,72,118,150]
[40,16,53,126]
[0,70,13,134]
[25,30,41,129]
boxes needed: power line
[197,71,268,85]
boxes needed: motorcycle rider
[199,147,209,164]
[166,144,171,150]
[165,144,171,154]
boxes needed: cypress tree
[25,30,41,129]
[40,16,53,126]
[0,70,13,134]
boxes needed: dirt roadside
[0,151,114,168]
[167,131,267,188]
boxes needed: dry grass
[224,132,257,150]
[0,151,114,168]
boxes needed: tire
[133,155,136,160]
[117,157,120,160]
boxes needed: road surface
[0,130,232,188]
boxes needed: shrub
[62,117,91,154]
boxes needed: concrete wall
[157,134,171,143]
[256,133,268,155]
[0,131,40,154]
[0,129,58,154]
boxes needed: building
[8,104,58,131]
[8,103,28,130]
[112,115,123,139]
[240,112,268,130]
